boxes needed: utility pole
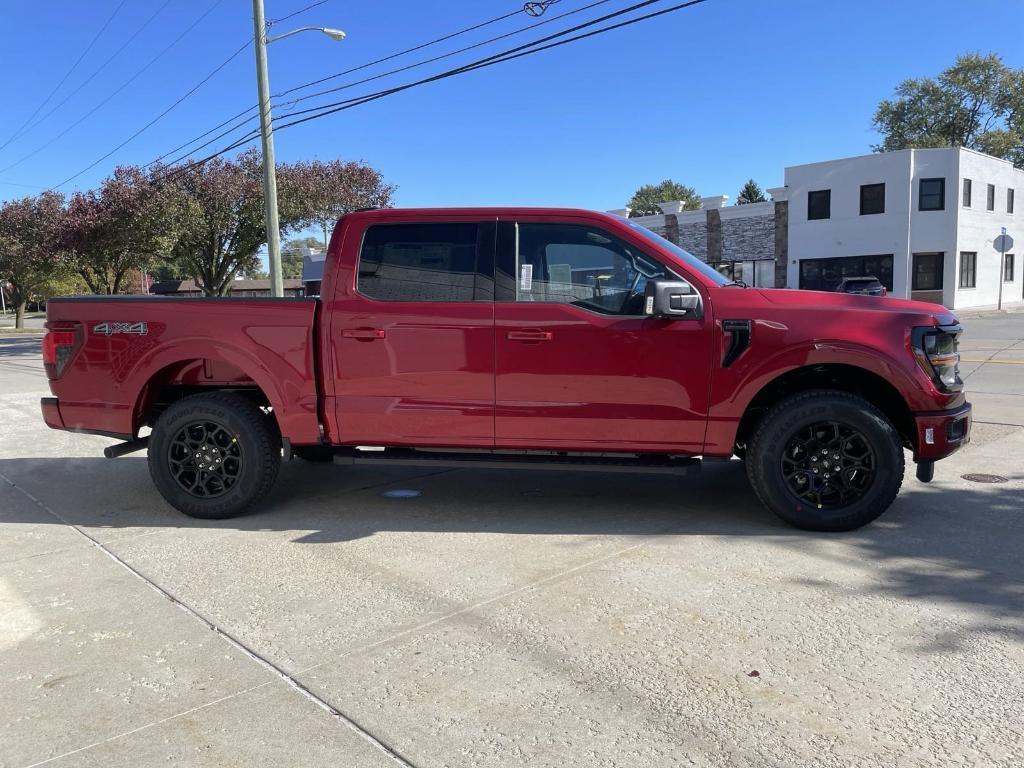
[252,0,283,297]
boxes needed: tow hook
[915,460,935,483]
[103,436,150,459]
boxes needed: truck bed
[43,296,321,443]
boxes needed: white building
[784,147,1022,309]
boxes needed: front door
[328,217,496,447]
[494,218,714,454]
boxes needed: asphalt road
[1,314,1022,768]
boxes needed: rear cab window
[357,221,495,302]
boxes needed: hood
[756,289,958,325]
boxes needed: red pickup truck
[40,207,970,531]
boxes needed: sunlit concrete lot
[1,314,1022,768]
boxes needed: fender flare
[126,338,287,431]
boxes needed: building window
[357,222,490,302]
[1009,188,1015,214]
[987,184,996,211]
[807,189,831,220]
[799,254,894,292]
[912,253,944,291]
[919,178,945,211]
[962,178,972,207]
[860,183,885,215]
[959,252,977,289]
[1005,254,1015,282]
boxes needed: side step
[333,448,700,476]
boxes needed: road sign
[994,231,1013,310]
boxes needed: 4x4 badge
[93,322,148,336]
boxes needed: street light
[251,1,345,297]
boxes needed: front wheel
[148,392,281,519]
[746,390,904,531]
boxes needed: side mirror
[644,280,702,318]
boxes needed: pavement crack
[0,469,420,768]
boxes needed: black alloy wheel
[780,421,877,509]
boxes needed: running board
[333,448,701,476]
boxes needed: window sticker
[520,263,533,291]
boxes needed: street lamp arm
[265,25,346,44]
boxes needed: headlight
[912,325,962,392]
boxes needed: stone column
[768,186,789,288]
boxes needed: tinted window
[959,252,976,289]
[912,253,943,291]
[357,223,491,302]
[808,189,831,220]
[860,183,885,215]
[919,178,945,211]
[987,184,996,211]
[1009,188,1015,214]
[503,223,667,315]
[1005,254,1015,282]
[962,178,972,207]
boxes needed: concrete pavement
[1,316,1022,767]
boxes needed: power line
[0,0,228,178]
[149,0,565,166]
[0,179,48,190]
[275,0,683,125]
[267,0,332,27]
[158,0,610,168]
[0,0,129,153]
[274,0,612,112]
[274,0,557,99]
[163,0,710,180]
[3,0,175,153]
[52,40,252,190]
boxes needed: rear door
[328,215,496,447]
[493,216,714,453]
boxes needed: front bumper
[913,402,971,461]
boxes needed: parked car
[836,276,887,297]
[40,208,970,531]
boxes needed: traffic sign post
[994,227,1014,311]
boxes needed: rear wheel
[746,390,904,531]
[148,392,280,519]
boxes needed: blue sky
[1,0,1021,218]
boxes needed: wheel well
[134,359,274,432]
[734,364,915,454]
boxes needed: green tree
[873,53,1024,166]
[736,179,767,205]
[0,192,69,328]
[34,273,90,302]
[282,236,325,279]
[626,180,701,217]
[165,150,393,296]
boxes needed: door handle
[506,329,552,342]
[342,328,386,340]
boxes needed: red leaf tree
[63,166,179,295]
[0,192,68,328]
[166,150,394,296]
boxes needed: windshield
[623,219,731,286]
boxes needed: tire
[292,445,335,463]
[745,389,904,532]
[148,392,281,519]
